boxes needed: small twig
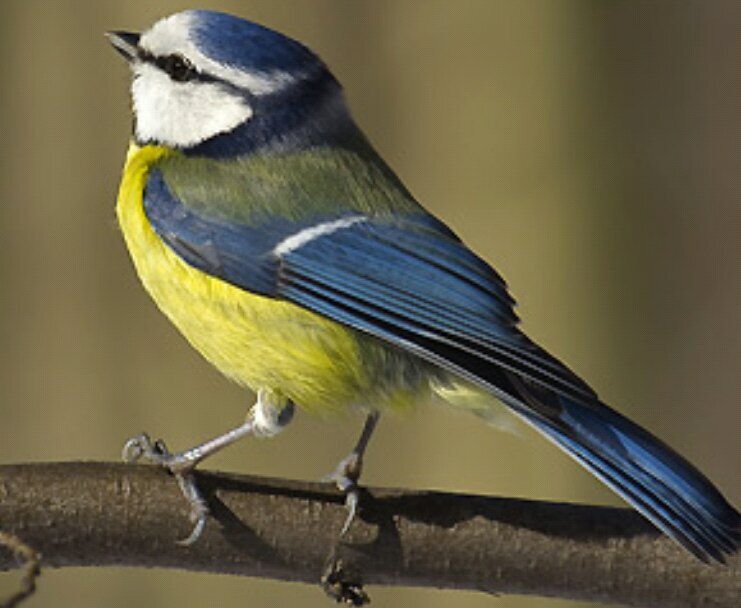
[0,531,41,608]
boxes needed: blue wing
[144,169,594,404]
[144,169,740,562]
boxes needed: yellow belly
[115,143,432,414]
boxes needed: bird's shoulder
[149,145,423,226]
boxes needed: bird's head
[107,10,349,154]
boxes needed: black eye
[158,54,197,82]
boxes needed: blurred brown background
[0,1,738,607]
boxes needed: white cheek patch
[132,63,253,148]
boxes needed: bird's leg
[324,411,380,536]
[122,389,295,545]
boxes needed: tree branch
[0,462,737,607]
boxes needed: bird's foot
[120,394,295,546]
[323,452,363,536]
[122,433,209,546]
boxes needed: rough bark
[0,462,737,607]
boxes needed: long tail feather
[501,378,741,562]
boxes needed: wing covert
[144,168,597,404]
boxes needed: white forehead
[139,11,294,96]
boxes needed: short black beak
[106,31,140,62]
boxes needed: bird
[107,9,739,561]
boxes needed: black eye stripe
[159,54,196,82]
[135,48,253,97]
[137,49,201,83]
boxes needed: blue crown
[188,10,322,75]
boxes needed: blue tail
[510,388,740,562]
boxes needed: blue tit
[107,10,739,560]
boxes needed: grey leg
[123,390,295,545]
[324,411,380,535]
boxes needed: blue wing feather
[143,168,740,562]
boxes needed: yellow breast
[115,143,429,413]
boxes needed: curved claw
[177,502,209,546]
[172,470,210,545]
[324,453,363,536]
[340,488,359,537]
[122,433,172,464]
[121,433,151,463]
[178,517,207,547]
